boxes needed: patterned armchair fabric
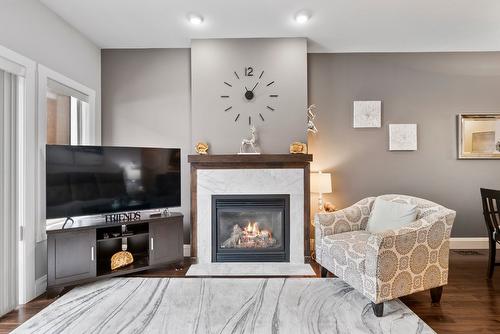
[315,195,456,304]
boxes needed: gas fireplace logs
[221,222,277,249]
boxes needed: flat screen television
[46,145,181,219]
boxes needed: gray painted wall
[101,40,309,242]
[191,38,308,154]
[101,50,500,240]
[101,49,191,241]
[308,53,500,237]
[0,0,101,280]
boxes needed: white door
[0,68,21,317]
[0,46,37,315]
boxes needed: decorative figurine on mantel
[239,126,260,154]
[290,142,307,154]
[306,104,319,134]
[195,142,209,155]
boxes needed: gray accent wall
[191,38,308,154]
[308,53,500,237]
[101,49,191,242]
[101,40,309,242]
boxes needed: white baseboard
[184,244,191,257]
[35,275,47,297]
[450,237,499,250]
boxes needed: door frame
[0,45,37,304]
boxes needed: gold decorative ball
[195,142,209,155]
[290,142,307,154]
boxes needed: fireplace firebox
[212,195,290,262]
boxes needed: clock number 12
[245,66,254,77]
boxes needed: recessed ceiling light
[295,11,311,24]
[188,14,204,25]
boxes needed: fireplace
[212,195,290,262]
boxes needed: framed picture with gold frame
[458,113,500,159]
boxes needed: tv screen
[46,145,181,219]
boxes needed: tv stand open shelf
[47,213,183,292]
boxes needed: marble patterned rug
[13,277,435,334]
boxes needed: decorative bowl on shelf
[111,251,134,270]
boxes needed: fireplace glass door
[212,195,290,262]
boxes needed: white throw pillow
[366,197,417,233]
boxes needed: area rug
[186,263,316,276]
[13,278,435,334]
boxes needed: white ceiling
[40,0,500,52]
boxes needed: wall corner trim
[35,275,47,298]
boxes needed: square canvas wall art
[389,124,417,151]
[353,101,382,128]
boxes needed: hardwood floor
[400,249,500,333]
[1,250,499,333]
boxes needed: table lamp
[310,171,333,212]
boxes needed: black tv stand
[47,213,183,293]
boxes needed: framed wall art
[389,124,417,151]
[353,101,381,128]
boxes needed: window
[46,78,90,145]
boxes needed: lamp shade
[310,172,332,194]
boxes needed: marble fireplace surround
[188,154,313,273]
[197,168,303,263]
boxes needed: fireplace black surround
[212,195,290,262]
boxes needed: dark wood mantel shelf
[188,153,313,262]
[188,154,313,167]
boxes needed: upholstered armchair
[315,195,456,317]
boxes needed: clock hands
[244,82,259,92]
[221,69,278,120]
[244,82,259,100]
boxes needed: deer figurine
[239,126,259,154]
[307,104,318,134]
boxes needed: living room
[1,0,499,333]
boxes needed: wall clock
[220,66,279,125]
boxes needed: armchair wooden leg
[371,302,384,317]
[320,265,328,278]
[430,286,443,304]
[487,237,496,279]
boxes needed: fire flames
[244,221,270,237]
[221,221,278,249]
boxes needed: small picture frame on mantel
[353,101,382,128]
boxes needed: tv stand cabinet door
[48,230,97,287]
[149,218,183,266]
